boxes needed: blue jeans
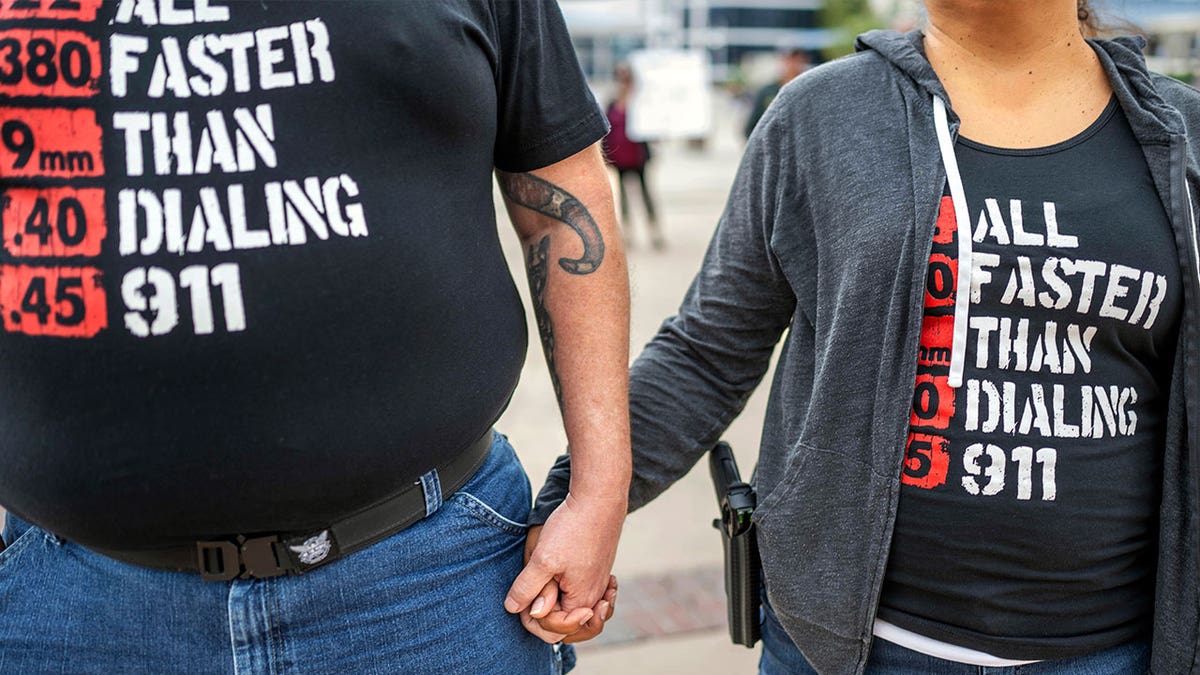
[760,596,1150,675]
[0,432,573,674]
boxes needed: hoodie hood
[1092,34,1186,142]
[855,30,949,113]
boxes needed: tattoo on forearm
[497,171,605,275]
[527,235,563,404]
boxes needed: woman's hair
[1078,0,1100,36]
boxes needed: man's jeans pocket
[446,433,532,538]
[0,515,43,577]
[451,491,528,536]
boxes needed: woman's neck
[924,1,1113,148]
[926,1,1085,71]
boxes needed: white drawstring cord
[932,96,974,389]
[1187,184,1199,306]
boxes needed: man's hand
[523,573,619,645]
[510,519,621,644]
[505,493,624,616]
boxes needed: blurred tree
[819,0,884,60]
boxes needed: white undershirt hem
[872,619,1042,667]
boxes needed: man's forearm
[497,145,630,620]
[497,146,631,503]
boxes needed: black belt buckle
[240,535,285,579]
[197,535,287,581]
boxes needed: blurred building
[867,0,921,30]
[560,0,649,83]
[1109,0,1200,80]
[656,0,835,80]
[866,1,1200,81]
[561,0,835,83]
[562,0,1200,84]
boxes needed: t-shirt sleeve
[491,0,610,173]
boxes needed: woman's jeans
[760,593,1149,675]
[0,432,571,675]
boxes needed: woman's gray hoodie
[531,30,1200,674]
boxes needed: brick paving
[580,564,729,649]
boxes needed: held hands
[505,493,626,643]
[518,526,618,644]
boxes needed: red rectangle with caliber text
[0,30,102,98]
[0,107,103,178]
[917,314,955,369]
[2,187,105,257]
[901,431,950,489]
[911,372,955,430]
[0,264,106,337]
[0,0,101,22]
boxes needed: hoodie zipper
[1177,141,1200,581]
[1186,181,1199,297]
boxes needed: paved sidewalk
[577,628,761,674]
[497,96,770,673]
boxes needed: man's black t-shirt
[879,98,1183,659]
[0,0,607,549]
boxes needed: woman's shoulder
[1147,73,1200,144]
[1094,35,1200,121]
[781,50,894,95]
[1150,73,1200,115]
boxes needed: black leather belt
[89,429,495,581]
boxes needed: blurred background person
[743,48,810,138]
[606,64,666,250]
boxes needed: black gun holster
[709,441,761,648]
